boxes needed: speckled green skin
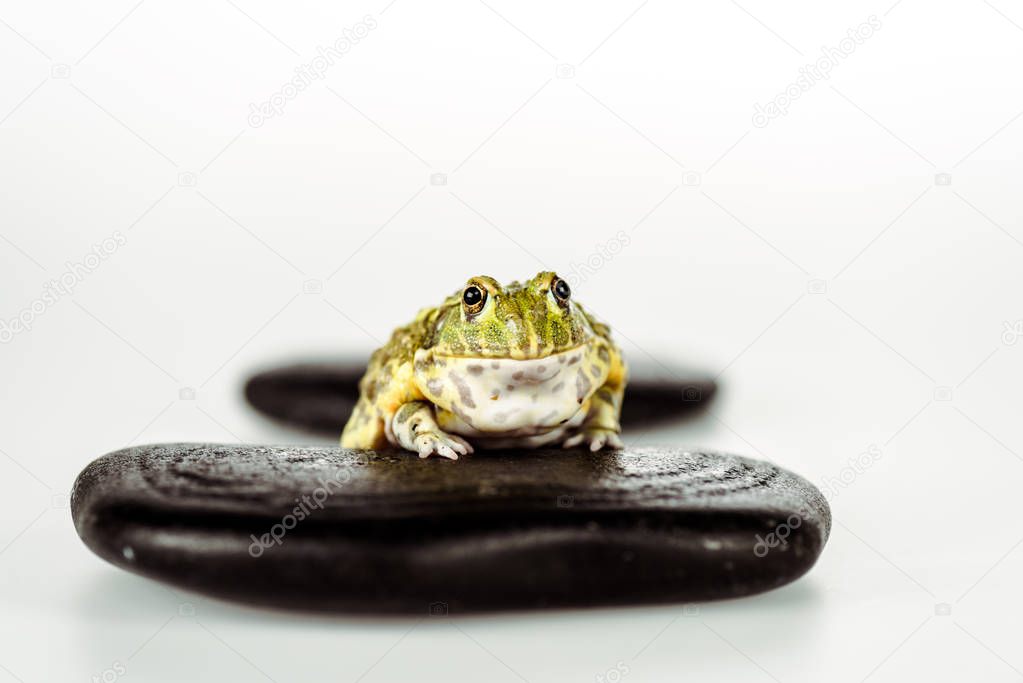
[429,274,591,359]
[341,272,627,458]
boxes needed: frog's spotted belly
[438,405,588,449]
[413,344,608,447]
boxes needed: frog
[340,271,627,459]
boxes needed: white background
[2,0,1022,681]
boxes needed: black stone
[243,358,716,437]
[72,444,829,614]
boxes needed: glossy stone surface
[243,358,716,437]
[72,444,829,614]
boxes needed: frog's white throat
[413,344,608,437]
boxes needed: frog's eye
[462,285,486,315]
[551,277,571,305]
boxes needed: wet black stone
[243,358,716,437]
[72,444,829,614]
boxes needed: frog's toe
[447,434,475,455]
[414,431,472,460]
[588,432,609,452]
[589,431,625,451]
[436,443,459,459]
[562,433,585,449]
[589,431,626,453]
[564,429,623,452]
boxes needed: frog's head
[415,272,616,432]
[425,271,594,360]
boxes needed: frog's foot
[414,431,474,460]
[562,428,624,452]
[391,401,474,460]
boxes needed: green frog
[341,272,627,459]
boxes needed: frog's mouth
[418,344,588,384]
[426,338,594,362]
[413,343,607,432]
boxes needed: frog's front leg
[563,387,625,451]
[563,346,627,452]
[390,401,474,460]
